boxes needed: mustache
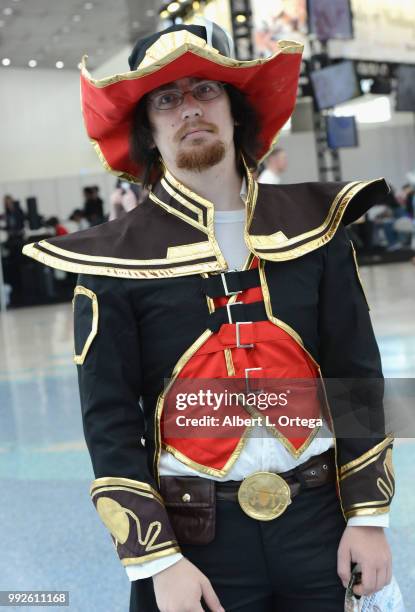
[174,121,218,143]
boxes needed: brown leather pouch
[159,476,216,545]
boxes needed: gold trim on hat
[80,36,304,89]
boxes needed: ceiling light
[3,7,13,15]
[192,1,200,10]
[160,9,169,18]
[84,2,93,8]
[2,58,11,66]
[62,25,70,33]
[235,14,247,23]
[146,9,155,16]
[73,14,81,22]
[28,59,37,68]
[167,2,180,12]
[52,35,60,42]
[0,20,4,27]
[56,60,64,69]
[132,21,140,29]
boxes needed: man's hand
[153,557,225,612]
[337,526,392,597]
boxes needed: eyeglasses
[148,80,225,111]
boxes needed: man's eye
[157,92,180,105]
[196,83,213,95]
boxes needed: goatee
[176,140,226,172]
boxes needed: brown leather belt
[215,448,336,503]
[160,449,336,526]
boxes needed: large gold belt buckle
[237,471,292,521]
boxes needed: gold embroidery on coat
[72,286,99,365]
[339,436,394,477]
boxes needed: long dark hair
[129,83,263,188]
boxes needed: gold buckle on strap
[237,471,292,521]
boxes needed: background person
[257,147,288,184]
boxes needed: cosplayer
[23,20,396,612]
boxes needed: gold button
[182,493,191,502]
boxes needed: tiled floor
[0,262,414,611]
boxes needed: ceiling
[0,0,163,71]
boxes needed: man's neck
[164,152,244,211]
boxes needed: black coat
[23,170,394,569]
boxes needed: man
[82,185,104,225]
[23,21,394,612]
[257,148,288,184]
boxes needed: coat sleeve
[73,273,180,567]
[318,224,394,520]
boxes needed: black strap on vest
[207,301,268,333]
[201,269,260,298]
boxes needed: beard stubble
[176,139,226,172]
[175,121,226,172]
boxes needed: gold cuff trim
[340,451,384,481]
[90,477,163,504]
[345,507,390,519]
[339,436,394,477]
[121,546,181,566]
[72,285,98,365]
[95,495,174,552]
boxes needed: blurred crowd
[0,181,146,307]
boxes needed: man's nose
[181,91,203,120]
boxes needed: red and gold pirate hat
[80,21,303,183]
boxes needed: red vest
[161,257,323,475]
